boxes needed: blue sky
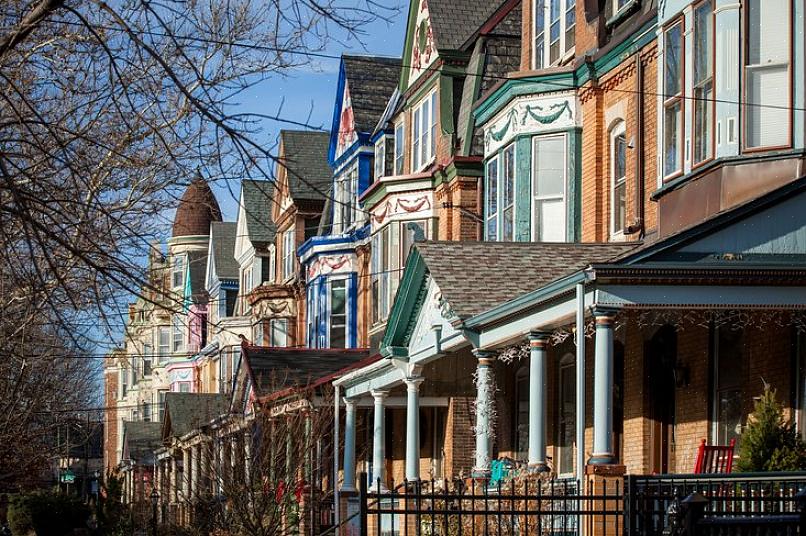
[214,8,408,220]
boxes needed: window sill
[605,0,640,30]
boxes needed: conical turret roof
[172,175,222,237]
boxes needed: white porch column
[589,308,617,465]
[342,398,358,491]
[370,389,388,491]
[472,349,495,478]
[405,376,424,482]
[528,332,550,471]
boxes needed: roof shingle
[210,222,238,280]
[415,242,641,319]
[240,179,277,248]
[279,130,332,203]
[162,393,229,439]
[342,55,402,133]
[427,0,507,51]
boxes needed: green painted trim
[408,73,440,105]
[473,18,657,125]
[398,0,421,91]
[380,250,428,350]
[515,136,532,241]
[462,44,486,155]
[381,346,408,358]
[464,270,588,329]
[569,127,583,241]
[439,74,455,136]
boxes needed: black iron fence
[360,473,622,536]
[626,472,806,536]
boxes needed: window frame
[172,315,184,353]
[371,225,392,325]
[282,228,295,281]
[610,121,628,238]
[691,0,715,168]
[532,0,575,70]
[394,121,405,175]
[485,155,499,241]
[143,343,153,377]
[501,144,516,241]
[374,136,386,180]
[741,0,793,153]
[411,89,438,172]
[171,254,185,289]
[270,318,289,347]
[711,327,745,447]
[662,18,685,181]
[556,353,576,477]
[531,133,568,243]
[158,326,170,362]
[328,278,348,348]
[400,220,428,265]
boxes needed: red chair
[694,438,736,474]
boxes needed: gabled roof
[279,130,332,203]
[242,346,370,398]
[423,0,507,52]
[373,88,403,137]
[342,55,402,133]
[240,179,277,248]
[414,242,640,319]
[162,393,229,440]
[210,222,238,280]
[186,250,209,304]
[122,421,162,464]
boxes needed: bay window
[411,90,437,171]
[744,0,791,150]
[662,20,684,178]
[532,135,567,242]
[692,1,713,165]
[375,137,386,179]
[371,225,391,324]
[270,318,289,347]
[401,220,427,262]
[394,122,405,175]
[172,315,183,352]
[611,122,627,236]
[158,327,170,363]
[172,254,185,289]
[485,156,499,241]
[533,0,575,69]
[330,279,347,348]
[282,228,294,280]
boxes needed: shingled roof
[122,421,162,464]
[210,222,238,280]
[242,346,371,398]
[428,0,507,51]
[240,179,276,248]
[414,242,641,319]
[186,250,208,304]
[279,130,332,203]
[172,176,222,237]
[162,393,229,440]
[342,55,402,133]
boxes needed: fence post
[795,487,806,534]
[359,472,368,536]
[681,492,708,536]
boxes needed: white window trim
[531,133,568,243]
[411,89,438,173]
[268,244,276,285]
[532,0,576,70]
[172,254,185,290]
[327,276,350,348]
[502,144,516,242]
[485,156,499,241]
[282,228,295,281]
[394,120,405,176]
[609,121,627,240]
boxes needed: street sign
[60,469,75,484]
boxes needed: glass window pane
[538,199,566,242]
[664,101,682,175]
[664,23,682,96]
[486,157,498,241]
[747,0,789,66]
[565,0,575,52]
[533,136,565,197]
[746,65,789,148]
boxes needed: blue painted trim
[349,272,358,348]
[328,61,349,165]
[297,224,371,258]
[370,129,392,144]
[331,135,372,171]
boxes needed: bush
[7,491,89,536]
[737,386,806,472]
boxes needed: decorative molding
[484,96,577,155]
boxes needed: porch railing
[361,473,622,536]
[625,472,806,535]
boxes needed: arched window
[610,121,628,237]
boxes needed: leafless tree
[0,0,393,491]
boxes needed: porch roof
[161,393,230,441]
[414,241,639,320]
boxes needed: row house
[298,55,400,351]
[329,0,806,513]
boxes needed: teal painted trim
[474,19,658,125]
[569,128,582,241]
[381,346,408,358]
[380,250,428,351]
[515,136,532,241]
[464,270,588,329]
[439,74,455,136]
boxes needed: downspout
[575,281,586,483]
[626,52,645,237]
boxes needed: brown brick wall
[580,42,658,243]
[104,367,119,472]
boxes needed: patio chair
[693,438,736,474]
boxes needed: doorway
[645,325,677,474]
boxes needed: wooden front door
[645,325,677,474]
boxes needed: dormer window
[171,254,185,289]
[533,0,575,69]
[412,90,437,171]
